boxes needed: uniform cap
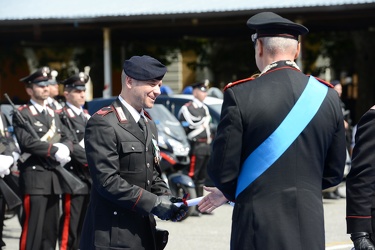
[61,72,89,91]
[247,12,308,40]
[123,55,167,81]
[191,81,208,92]
[19,66,51,87]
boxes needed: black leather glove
[151,196,188,221]
[351,232,375,250]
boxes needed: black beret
[191,81,208,92]
[247,12,308,40]
[61,72,90,91]
[123,55,167,81]
[19,66,51,86]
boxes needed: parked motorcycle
[146,104,197,220]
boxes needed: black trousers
[60,193,90,250]
[188,142,210,197]
[19,194,60,250]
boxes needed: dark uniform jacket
[208,61,346,250]
[57,105,91,193]
[0,112,14,157]
[346,107,375,235]
[12,102,74,195]
[80,98,171,250]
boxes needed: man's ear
[126,76,133,88]
[257,39,263,57]
[25,87,33,96]
[294,42,301,60]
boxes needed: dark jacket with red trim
[57,105,91,191]
[12,101,74,195]
[80,98,170,250]
[346,106,375,234]
[208,60,346,250]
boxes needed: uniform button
[70,166,73,170]
[39,128,43,131]
[145,147,148,152]
[76,130,79,133]
[32,166,36,169]
[147,180,150,185]
[113,211,117,215]
[132,146,135,151]
[147,163,150,168]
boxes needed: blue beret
[247,12,308,40]
[123,55,167,81]
[20,66,51,86]
[61,72,90,91]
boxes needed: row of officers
[0,66,91,250]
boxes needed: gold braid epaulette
[223,77,256,91]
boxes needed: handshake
[151,195,188,222]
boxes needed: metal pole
[103,28,112,98]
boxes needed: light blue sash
[235,76,328,198]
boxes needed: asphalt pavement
[2,184,353,250]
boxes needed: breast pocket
[120,141,143,172]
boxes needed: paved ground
[2,185,353,249]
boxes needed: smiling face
[121,75,162,112]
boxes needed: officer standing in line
[178,81,212,216]
[57,72,91,250]
[13,66,75,250]
[0,111,18,248]
[80,55,187,250]
[47,70,63,110]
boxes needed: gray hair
[261,37,298,57]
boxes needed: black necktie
[80,112,87,124]
[42,109,50,127]
[138,116,147,139]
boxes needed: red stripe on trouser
[60,194,72,250]
[189,155,196,178]
[20,195,30,250]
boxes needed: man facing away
[198,12,346,250]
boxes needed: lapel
[112,99,147,144]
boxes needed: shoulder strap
[235,76,328,198]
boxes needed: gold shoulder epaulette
[223,77,256,91]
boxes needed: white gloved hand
[53,143,71,166]
[12,151,20,163]
[0,155,13,178]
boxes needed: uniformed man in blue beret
[198,12,346,250]
[80,55,188,250]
